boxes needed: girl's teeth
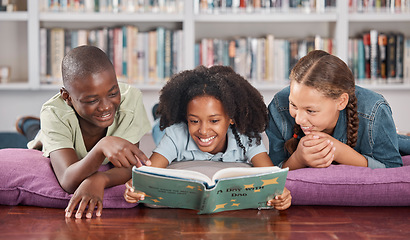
[200,136,215,143]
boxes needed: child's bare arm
[50,136,149,193]
[251,152,274,167]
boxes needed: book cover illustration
[132,166,288,214]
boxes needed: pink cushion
[1,148,409,207]
[0,148,137,208]
[286,155,410,206]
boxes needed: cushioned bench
[0,148,409,208]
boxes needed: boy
[28,45,151,219]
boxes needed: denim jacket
[266,85,403,169]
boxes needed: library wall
[1,0,410,135]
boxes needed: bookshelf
[0,0,410,132]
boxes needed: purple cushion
[0,148,137,208]
[286,155,410,206]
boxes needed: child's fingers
[267,188,292,210]
[124,186,145,203]
[131,146,150,167]
[65,195,81,218]
[95,200,103,217]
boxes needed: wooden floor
[1,205,410,240]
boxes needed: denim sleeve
[266,101,290,167]
[367,102,403,168]
[363,155,386,169]
[398,134,410,156]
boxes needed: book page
[134,166,214,186]
[212,166,284,182]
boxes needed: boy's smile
[187,95,234,155]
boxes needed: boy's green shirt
[28,82,151,164]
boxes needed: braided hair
[284,50,359,155]
[157,65,268,155]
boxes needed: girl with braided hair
[267,50,403,170]
[125,65,291,210]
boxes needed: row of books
[195,35,334,84]
[195,0,337,14]
[40,26,184,85]
[42,0,184,13]
[348,31,410,84]
[349,0,410,13]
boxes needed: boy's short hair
[61,45,115,88]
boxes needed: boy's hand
[267,187,292,210]
[294,133,335,168]
[124,179,145,203]
[99,136,151,168]
[65,174,104,219]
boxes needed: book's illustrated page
[199,169,288,214]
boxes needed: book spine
[363,33,371,80]
[107,27,114,65]
[64,29,72,55]
[122,26,128,79]
[378,33,387,79]
[40,28,48,78]
[113,27,123,79]
[370,30,378,81]
[222,40,230,67]
[50,28,65,81]
[386,33,397,82]
[396,32,404,82]
[404,38,410,84]
[136,31,145,83]
[148,30,157,82]
[164,29,172,80]
[154,30,166,78]
[228,40,236,70]
[357,39,366,80]
[265,34,275,82]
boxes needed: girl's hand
[293,133,335,168]
[267,187,291,210]
[124,179,145,203]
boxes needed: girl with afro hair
[125,65,291,210]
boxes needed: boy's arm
[65,166,132,219]
[50,136,149,193]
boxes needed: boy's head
[60,45,120,131]
[62,45,115,90]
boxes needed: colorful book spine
[363,33,371,79]
[378,33,388,79]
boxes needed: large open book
[132,163,288,214]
